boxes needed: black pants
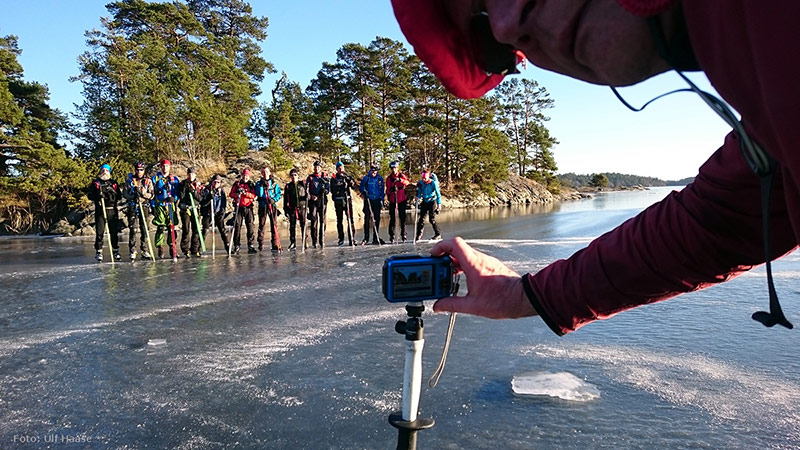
[334,198,355,244]
[258,203,279,250]
[362,198,382,242]
[287,206,307,246]
[308,198,327,246]
[233,206,255,249]
[416,200,440,239]
[388,200,407,241]
[180,206,202,254]
[202,213,229,251]
[94,203,119,251]
[127,205,150,253]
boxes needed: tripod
[389,302,434,450]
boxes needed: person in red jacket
[385,161,411,243]
[230,168,258,254]
[391,1,800,333]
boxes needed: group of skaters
[87,159,443,261]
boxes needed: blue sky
[1,0,732,180]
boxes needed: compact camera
[382,255,456,303]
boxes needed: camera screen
[392,264,435,299]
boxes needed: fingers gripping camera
[382,255,456,303]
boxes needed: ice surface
[511,371,600,402]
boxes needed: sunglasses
[470,11,520,75]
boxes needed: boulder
[44,219,75,236]
[76,225,96,237]
[66,210,87,225]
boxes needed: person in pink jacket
[391,0,799,333]
[386,161,411,243]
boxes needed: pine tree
[1,35,89,233]
[72,0,270,164]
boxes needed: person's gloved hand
[430,237,536,320]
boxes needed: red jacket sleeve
[526,134,797,335]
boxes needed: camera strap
[428,276,461,388]
[428,312,457,388]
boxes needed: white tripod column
[402,338,425,422]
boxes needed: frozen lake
[1,187,799,449]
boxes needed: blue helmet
[100,164,111,173]
[336,161,344,168]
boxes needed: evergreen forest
[1,0,560,233]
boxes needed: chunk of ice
[511,372,600,402]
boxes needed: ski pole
[100,197,114,265]
[167,202,178,262]
[366,197,382,246]
[269,200,282,251]
[301,206,307,251]
[211,196,216,259]
[189,192,206,253]
[137,197,156,261]
[321,199,326,248]
[345,190,356,247]
[229,200,239,257]
[413,196,419,246]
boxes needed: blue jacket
[305,172,330,199]
[416,178,441,204]
[360,173,384,201]
[152,172,180,205]
[256,177,282,207]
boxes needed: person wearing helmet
[283,168,308,250]
[122,162,154,261]
[87,163,122,261]
[151,159,180,259]
[230,168,258,254]
[305,160,330,248]
[392,1,800,333]
[415,168,442,241]
[178,167,204,257]
[256,167,282,252]
[330,161,357,246]
[386,161,411,243]
[200,174,230,254]
[359,165,385,245]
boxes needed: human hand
[435,204,440,213]
[430,237,536,319]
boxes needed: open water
[1,187,799,449]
